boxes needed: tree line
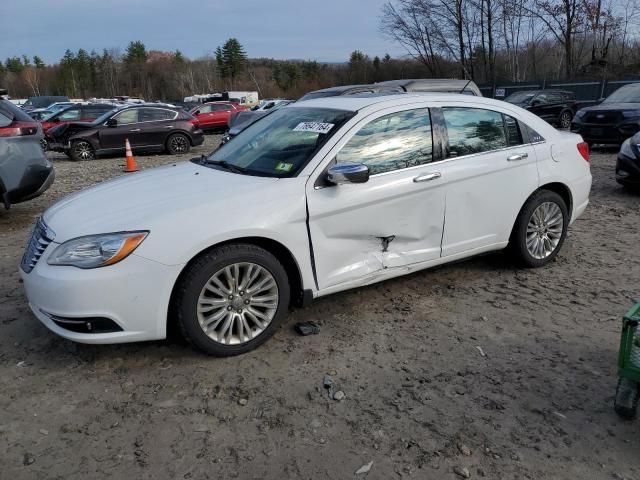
[380,0,640,82]
[2,0,640,101]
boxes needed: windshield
[205,107,354,177]
[504,91,537,103]
[604,84,640,103]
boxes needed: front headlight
[574,110,586,120]
[47,231,148,269]
[620,138,636,159]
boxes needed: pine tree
[215,38,247,87]
[33,56,45,68]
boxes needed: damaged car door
[307,106,446,290]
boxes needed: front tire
[173,244,290,356]
[166,133,191,155]
[69,140,95,161]
[510,190,569,268]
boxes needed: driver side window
[114,109,139,125]
[336,108,433,175]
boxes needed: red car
[190,102,246,132]
[41,104,116,148]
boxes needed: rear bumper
[5,162,55,206]
[192,130,205,146]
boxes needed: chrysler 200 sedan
[20,93,592,356]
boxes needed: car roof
[293,92,516,111]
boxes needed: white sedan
[20,93,592,356]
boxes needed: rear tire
[166,133,190,155]
[173,244,290,356]
[69,140,95,161]
[510,190,569,268]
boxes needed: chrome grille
[21,218,55,273]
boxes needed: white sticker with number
[293,122,335,134]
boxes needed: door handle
[129,128,141,132]
[413,172,441,183]
[507,153,528,161]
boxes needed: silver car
[0,96,54,209]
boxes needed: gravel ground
[1,136,639,480]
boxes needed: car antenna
[459,79,472,94]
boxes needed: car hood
[43,161,279,242]
[578,102,640,112]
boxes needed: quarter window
[336,108,433,175]
[504,115,523,146]
[443,107,507,157]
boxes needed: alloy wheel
[196,262,279,345]
[170,135,189,153]
[526,202,564,259]
[560,112,572,129]
[73,141,94,160]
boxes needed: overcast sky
[1,0,408,64]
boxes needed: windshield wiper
[205,159,249,174]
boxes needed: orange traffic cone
[123,138,139,173]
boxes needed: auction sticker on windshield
[275,162,294,172]
[293,122,334,134]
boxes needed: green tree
[348,50,371,83]
[5,56,24,73]
[124,40,148,64]
[33,56,45,68]
[174,50,185,64]
[273,62,301,90]
[215,38,247,86]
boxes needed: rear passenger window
[336,108,433,175]
[139,108,176,122]
[443,107,506,157]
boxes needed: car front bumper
[571,120,640,144]
[20,248,183,344]
[616,153,640,187]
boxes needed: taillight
[0,121,39,137]
[577,142,589,162]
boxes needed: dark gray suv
[0,96,55,209]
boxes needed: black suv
[48,105,204,161]
[571,83,640,146]
[0,96,54,208]
[504,90,577,128]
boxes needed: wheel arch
[167,236,305,332]
[510,182,573,240]
[166,130,195,147]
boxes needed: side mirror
[194,110,201,115]
[327,162,369,185]
[106,118,117,127]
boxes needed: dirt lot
[1,135,639,480]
